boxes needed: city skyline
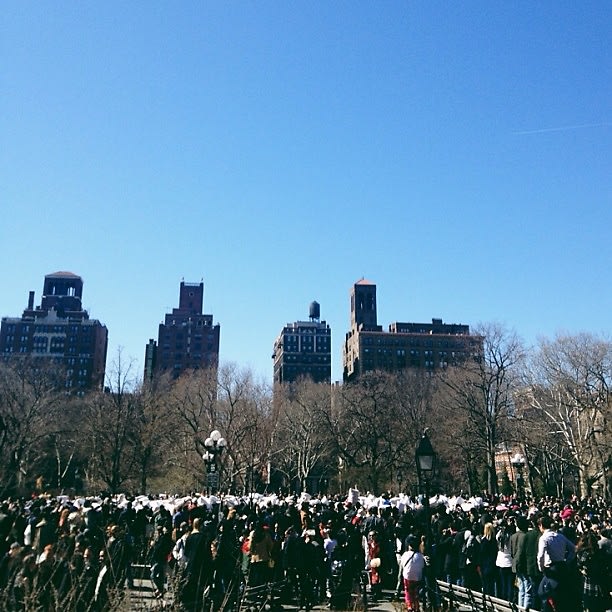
[2,269,609,386]
[2,3,610,384]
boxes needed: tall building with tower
[343,279,481,382]
[144,280,220,381]
[272,301,331,384]
[0,271,108,392]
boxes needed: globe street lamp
[202,429,226,493]
[510,452,526,500]
[415,430,437,544]
[416,431,436,483]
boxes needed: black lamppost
[415,430,437,542]
[510,452,526,501]
[202,429,226,493]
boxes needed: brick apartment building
[272,301,331,384]
[0,271,108,392]
[343,279,481,382]
[145,280,220,381]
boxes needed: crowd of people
[0,489,610,611]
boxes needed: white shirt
[95,564,108,602]
[495,532,513,569]
[172,533,189,567]
[323,536,337,561]
[537,529,575,572]
[400,549,426,581]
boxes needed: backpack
[462,535,478,565]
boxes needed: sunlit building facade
[0,271,108,392]
[342,279,480,382]
[145,280,220,381]
[272,301,331,384]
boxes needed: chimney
[28,291,35,310]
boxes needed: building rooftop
[45,271,81,279]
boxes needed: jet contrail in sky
[513,122,611,135]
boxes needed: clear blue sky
[2,2,610,384]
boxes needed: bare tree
[45,395,89,492]
[525,333,612,498]
[132,373,179,494]
[83,349,139,493]
[273,378,334,493]
[0,358,65,495]
[440,323,525,495]
[216,364,273,493]
[166,366,217,459]
[389,369,438,490]
[166,363,273,493]
[326,370,432,493]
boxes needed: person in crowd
[537,514,576,612]
[148,525,174,599]
[511,515,533,608]
[0,542,23,609]
[576,530,610,612]
[36,543,69,610]
[479,522,498,596]
[328,528,354,610]
[366,529,383,601]
[364,506,384,535]
[400,535,426,612]
[172,521,191,573]
[322,525,338,599]
[182,517,214,612]
[393,525,406,599]
[495,517,515,601]
[105,524,131,590]
[418,532,440,612]
[559,506,578,543]
[282,525,302,603]
[524,516,542,610]
[462,521,481,590]
[94,549,113,612]
[247,521,274,587]
[453,518,471,587]
[0,542,23,591]
[70,546,99,612]
[215,507,241,597]
[13,553,38,611]
[33,510,56,558]
[300,502,312,533]
[299,528,325,612]
[439,522,459,585]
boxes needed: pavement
[123,577,407,611]
[121,563,476,611]
[124,576,169,610]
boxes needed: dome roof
[45,271,81,279]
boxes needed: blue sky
[2,2,610,384]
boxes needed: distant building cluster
[0,272,480,391]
